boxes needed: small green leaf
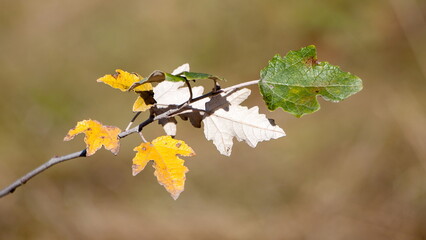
[259,45,363,117]
[181,72,222,81]
[164,73,186,82]
[129,71,185,90]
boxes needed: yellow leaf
[132,136,195,200]
[64,119,121,156]
[97,69,153,92]
[132,91,155,112]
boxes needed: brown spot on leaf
[112,72,120,78]
[304,57,319,66]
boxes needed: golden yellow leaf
[132,136,195,200]
[64,119,121,156]
[132,91,156,112]
[97,69,153,92]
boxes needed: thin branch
[221,80,259,92]
[125,112,141,131]
[0,150,87,198]
[0,79,261,199]
[184,79,193,104]
[0,115,155,198]
[189,79,260,103]
[139,132,148,143]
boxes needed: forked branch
[0,79,260,199]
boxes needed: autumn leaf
[97,69,152,92]
[132,91,156,112]
[202,89,285,156]
[131,64,193,113]
[153,64,197,107]
[132,136,195,200]
[151,64,205,135]
[153,81,203,107]
[64,119,121,156]
[152,80,205,135]
[151,78,285,156]
[97,69,155,112]
[171,63,190,75]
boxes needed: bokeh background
[1,0,426,239]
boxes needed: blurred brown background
[1,0,426,239]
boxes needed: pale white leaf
[172,63,190,75]
[204,88,251,111]
[160,119,177,136]
[202,89,285,156]
[154,82,204,108]
[153,63,192,108]
[153,73,204,135]
[153,66,285,154]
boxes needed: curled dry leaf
[132,136,195,200]
[64,119,121,156]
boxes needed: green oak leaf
[259,45,363,117]
[129,71,222,91]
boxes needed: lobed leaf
[97,69,152,92]
[151,79,286,156]
[97,69,155,112]
[259,45,363,117]
[152,75,205,136]
[202,89,285,156]
[132,136,195,200]
[64,119,121,156]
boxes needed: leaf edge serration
[258,45,363,118]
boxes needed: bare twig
[190,79,260,103]
[0,79,261,199]
[0,150,87,198]
[184,79,193,104]
[125,112,142,131]
[139,132,148,143]
[221,80,259,92]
